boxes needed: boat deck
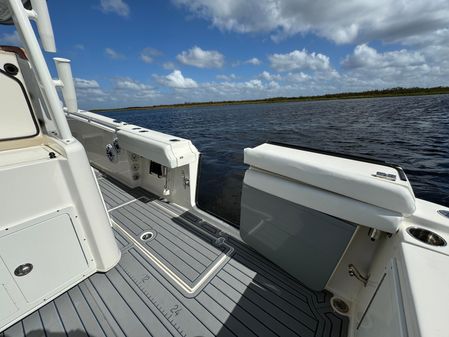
[3,174,348,337]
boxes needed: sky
[1,0,449,109]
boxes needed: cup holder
[407,227,447,247]
[140,231,154,241]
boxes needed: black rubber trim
[267,141,408,181]
[0,68,40,141]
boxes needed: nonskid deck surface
[3,174,348,337]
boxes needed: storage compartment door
[0,214,88,303]
[240,178,356,290]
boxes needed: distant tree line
[93,86,449,112]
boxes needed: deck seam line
[216,271,314,333]
[52,297,69,337]
[135,202,221,257]
[150,201,230,254]
[207,279,291,337]
[37,309,49,337]
[204,284,280,337]
[112,211,203,282]
[81,281,122,337]
[222,266,317,322]
[103,272,155,337]
[66,291,89,336]
[107,198,138,212]
[77,284,111,337]
[125,249,218,336]
[195,292,250,337]
[100,181,132,204]
[114,266,177,337]
[86,279,128,337]
[112,220,228,294]
[228,254,312,302]
[115,206,212,269]
[131,202,219,259]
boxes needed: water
[100,95,449,225]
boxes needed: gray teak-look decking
[3,174,348,337]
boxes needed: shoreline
[91,87,449,113]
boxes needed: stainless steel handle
[14,263,33,277]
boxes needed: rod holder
[54,57,78,113]
[29,0,55,52]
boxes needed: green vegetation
[92,86,449,112]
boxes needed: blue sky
[1,0,448,108]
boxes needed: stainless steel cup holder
[407,227,447,247]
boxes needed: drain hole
[331,297,350,315]
[407,227,446,247]
[140,231,154,241]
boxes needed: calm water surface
[100,95,449,225]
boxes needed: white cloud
[342,44,425,70]
[105,47,125,60]
[165,77,286,103]
[245,57,261,65]
[146,43,448,104]
[155,70,198,89]
[113,78,159,99]
[74,78,101,89]
[177,46,224,68]
[140,47,162,63]
[267,81,280,89]
[244,79,263,89]
[286,72,311,83]
[259,71,281,81]
[100,0,130,17]
[163,62,176,70]
[114,78,152,91]
[401,28,449,48]
[74,44,85,50]
[0,31,21,46]
[74,77,160,107]
[269,49,331,72]
[74,78,107,103]
[172,0,449,44]
[339,44,446,88]
[216,74,237,81]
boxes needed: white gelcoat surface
[399,242,449,337]
[245,143,416,215]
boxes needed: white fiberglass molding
[7,0,74,141]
